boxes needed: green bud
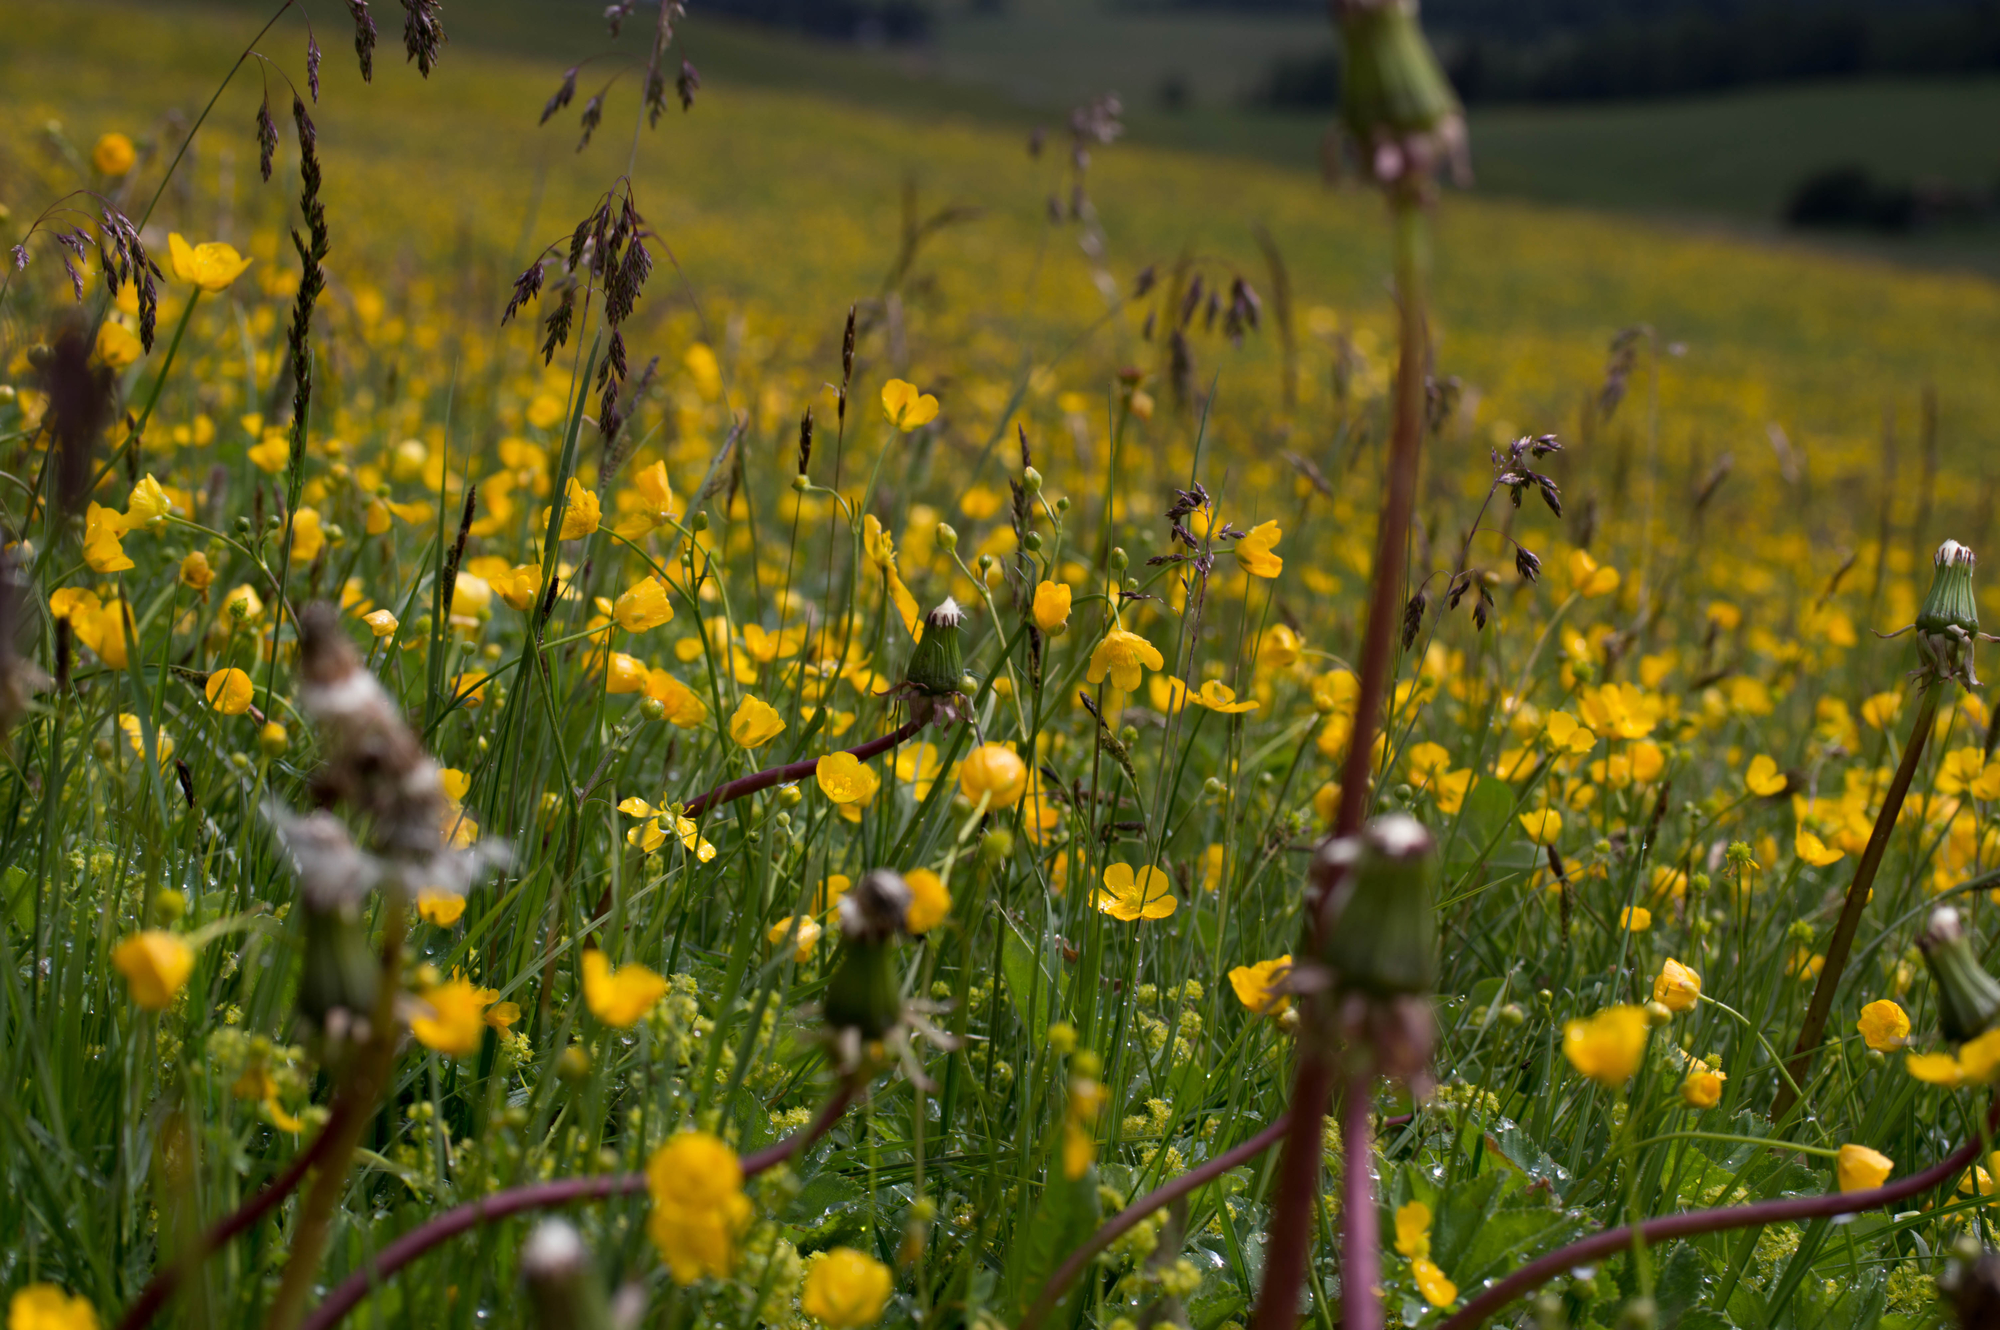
[791,473,810,493]
[640,696,667,722]
[556,1046,592,1082]
[903,599,966,696]
[1109,547,1128,572]
[1920,906,2000,1042]
[691,510,709,532]
[825,870,912,1039]
[1023,530,1044,553]
[1918,539,1979,636]
[936,522,959,552]
[1321,813,1438,997]
[979,828,1014,868]
[153,888,187,923]
[1022,466,1043,494]
[521,1219,613,1330]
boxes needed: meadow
[7,3,2000,1330]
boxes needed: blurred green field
[6,0,2000,487]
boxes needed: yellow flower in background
[647,1131,753,1285]
[1566,549,1620,597]
[1201,843,1225,893]
[1087,628,1164,692]
[958,743,1027,808]
[1262,624,1304,672]
[629,460,677,527]
[1518,808,1562,846]
[167,233,254,291]
[179,551,215,592]
[126,474,172,524]
[113,931,194,1010]
[417,889,467,926]
[1682,1063,1726,1108]
[1062,1069,1107,1178]
[1653,958,1701,1012]
[1412,1258,1458,1308]
[410,977,491,1056]
[93,131,136,175]
[556,476,600,540]
[614,577,675,632]
[1836,1143,1893,1192]
[881,378,939,430]
[816,751,882,808]
[489,564,541,610]
[582,950,668,1026]
[1857,999,1910,1052]
[1229,955,1292,1016]
[1906,1028,2000,1088]
[1236,520,1284,577]
[222,583,264,624]
[1191,680,1258,713]
[605,653,648,694]
[1393,1200,1433,1259]
[1563,1005,1648,1086]
[1544,710,1595,754]
[1795,829,1844,866]
[204,667,254,715]
[1032,580,1071,633]
[83,503,133,572]
[904,867,951,934]
[1620,906,1652,932]
[1745,755,1786,796]
[10,1283,100,1330]
[729,695,786,748]
[768,915,822,961]
[290,507,325,562]
[363,609,399,638]
[1096,863,1177,921]
[802,1248,894,1329]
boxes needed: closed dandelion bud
[521,1219,613,1330]
[1918,539,1978,636]
[825,870,911,1039]
[298,898,379,1034]
[1919,906,2000,1042]
[904,600,965,696]
[1322,813,1438,998]
[1337,0,1467,186]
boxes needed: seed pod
[298,897,378,1037]
[1918,539,1979,637]
[1321,813,1438,998]
[824,869,912,1040]
[903,600,966,697]
[1919,906,2000,1043]
[522,1219,613,1330]
[1336,0,1467,187]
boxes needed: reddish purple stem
[1438,1100,1998,1330]
[296,1085,854,1330]
[1341,1070,1381,1330]
[1019,1112,1295,1330]
[683,719,922,817]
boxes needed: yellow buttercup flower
[93,131,136,175]
[410,977,492,1056]
[1518,808,1562,846]
[1566,549,1620,597]
[768,914,822,961]
[555,476,601,540]
[204,667,255,715]
[9,1283,100,1330]
[1836,1143,1893,1192]
[1795,829,1843,866]
[1235,520,1283,578]
[1681,1063,1726,1108]
[1412,1257,1458,1308]
[1620,906,1651,932]
[1229,955,1292,1016]
[1192,680,1258,713]
[417,889,467,927]
[179,551,215,592]
[957,743,1027,809]
[83,502,134,572]
[1744,755,1786,797]
[362,609,400,639]
[1857,999,1910,1052]
[904,867,951,934]
[113,931,194,1010]
[167,233,254,292]
[646,1131,753,1284]
[880,378,939,430]
[1087,628,1164,692]
[1653,958,1701,1013]
[1562,1005,1648,1086]
[1032,580,1071,633]
[802,1247,894,1329]
[1096,862,1177,921]
[126,474,172,524]
[581,950,668,1026]
[614,577,675,632]
[729,695,786,748]
[1544,710,1596,754]
[816,751,882,808]
[645,669,709,728]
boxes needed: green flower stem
[1774,679,1942,1122]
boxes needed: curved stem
[1438,1098,1998,1330]
[116,1096,349,1330]
[682,718,922,818]
[1773,680,1941,1121]
[296,1082,857,1330]
[1019,1111,1293,1330]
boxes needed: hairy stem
[1019,1112,1293,1330]
[1437,1097,1998,1330]
[296,1083,857,1330]
[1773,679,1941,1121]
[683,717,923,817]
[1252,191,1429,1330]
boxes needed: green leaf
[1001,918,1055,1044]
[1003,1169,1102,1322]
